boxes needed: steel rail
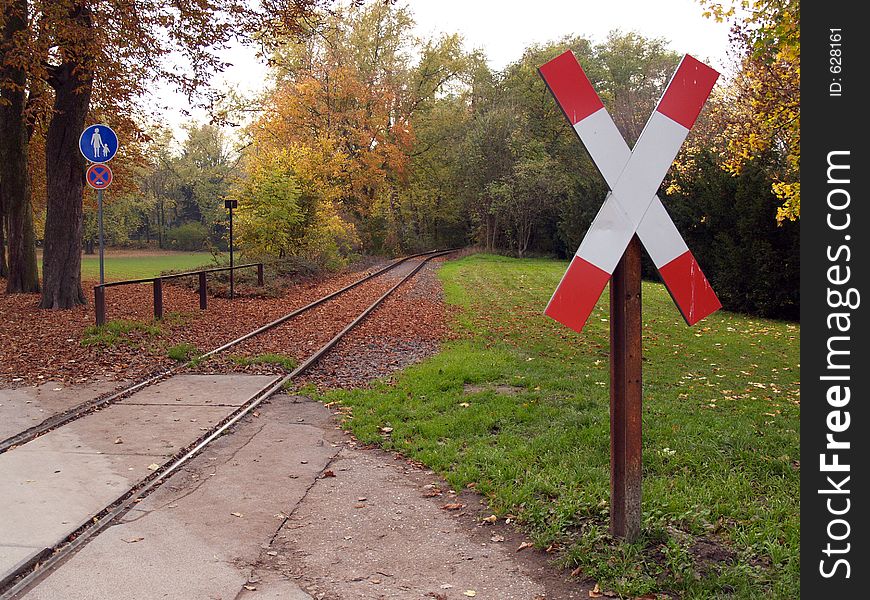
[0,250,443,455]
[96,262,262,288]
[0,249,454,599]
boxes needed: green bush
[666,152,800,320]
[165,222,210,251]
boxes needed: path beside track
[0,375,277,584]
[22,395,586,600]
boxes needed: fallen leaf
[243,585,257,591]
[380,426,393,433]
[322,470,336,478]
[266,550,278,556]
[517,541,533,551]
[231,512,244,518]
[114,437,123,444]
[570,566,582,577]
[490,534,505,542]
[147,463,160,471]
[121,537,144,544]
[441,503,464,511]
[481,514,497,524]
[464,591,477,597]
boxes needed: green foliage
[82,193,149,250]
[81,319,161,347]
[320,254,800,598]
[165,222,210,251]
[666,151,799,319]
[229,353,298,371]
[166,343,200,362]
[137,122,235,249]
[444,33,680,259]
[231,150,305,259]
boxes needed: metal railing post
[257,263,264,286]
[153,278,164,320]
[199,272,208,309]
[94,286,106,326]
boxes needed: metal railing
[93,263,264,326]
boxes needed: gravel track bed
[191,258,453,388]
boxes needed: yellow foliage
[699,0,800,221]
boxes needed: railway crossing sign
[538,51,721,541]
[539,52,721,333]
[79,123,119,163]
[86,163,113,190]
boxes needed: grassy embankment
[320,254,800,599]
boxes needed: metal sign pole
[609,235,643,541]
[229,204,234,300]
[98,188,105,285]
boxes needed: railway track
[0,249,454,598]
[0,250,445,455]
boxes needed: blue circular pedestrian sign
[79,124,119,163]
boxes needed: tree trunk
[0,0,40,293]
[40,59,93,308]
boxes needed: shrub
[165,222,210,251]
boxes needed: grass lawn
[319,254,800,599]
[37,249,225,282]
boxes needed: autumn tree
[701,0,800,221]
[0,0,324,307]
[0,0,40,292]
[247,0,474,255]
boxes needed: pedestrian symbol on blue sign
[79,124,118,163]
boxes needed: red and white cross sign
[538,51,722,332]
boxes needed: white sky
[151,0,735,142]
